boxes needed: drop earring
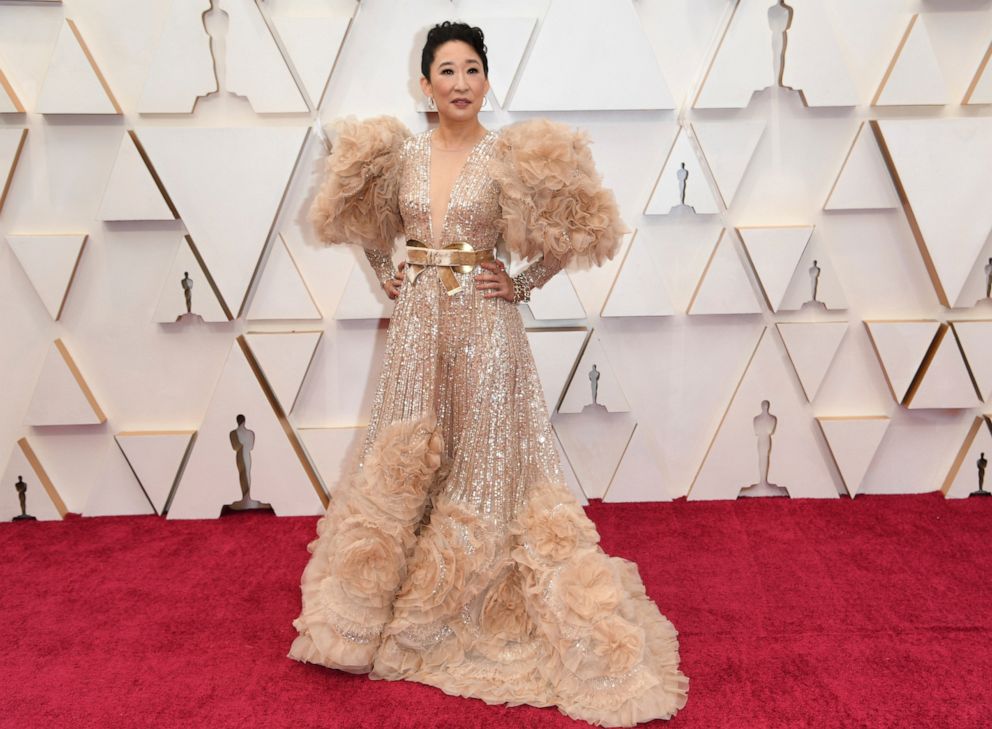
[481,95,489,110]
[427,96,436,111]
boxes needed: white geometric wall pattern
[963,42,992,105]
[644,127,719,216]
[824,122,899,211]
[874,119,992,308]
[82,444,155,517]
[98,132,173,222]
[332,247,395,320]
[7,233,87,320]
[638,223,723,314]
[873,14,947,107]
[36,19,121,114]
[269,9,352,109]
[221,0,308,113]
[863,320,941,405]
[689,327,838,501]
[603,424,672,503]
[527,267,587,320]
[525,328,588,416]
[1,438,67,521]
[816,416,890,497]
[153,236,229,323]
[456,15,535,108]
[297,426,362,497]
[942,416,992,498]
[24,339,107,426]
[115,431,195,515]
[691,120,765,209]
[0,65,25,112]
[738,226,813,312]
[776,321,848,402]
[559,331,631,414]
[906,324,980,410]
[551,429,588,506]
[687,230,763,316]
[552,410,636,500]
[780,0,859,107]
[0,128,27,214]
[137,125,309,317]
[601,230,676,318]
[777,233,847,312]
[139,0,216,113]
[246,233,322,321]
[243,330,322,415]
[950,321,992,402]
[509,0,673,111]
[696,0,801,109]
[167,338,325,519]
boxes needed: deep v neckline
[427,128,492,245]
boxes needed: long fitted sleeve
[364,249,396,287]
[511,255,565,304]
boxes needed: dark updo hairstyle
[421,21,488,79]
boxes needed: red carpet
[2,492,990,729]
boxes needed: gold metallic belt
[405,240,495,296]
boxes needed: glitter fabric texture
[289,118,688,726]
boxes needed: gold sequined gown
[289,119,688,726]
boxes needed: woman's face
[420,40,490,121]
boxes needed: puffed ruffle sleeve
[308,115,412,254]
[489,118,627,266]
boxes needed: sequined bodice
[398,129,501,249]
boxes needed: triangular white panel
[99,132,173,221]
[559,332,630,414]
[115,431,195,514]
[7,234,87,320]
[963,43,992,105]
[0,439,66,521]
[168,340,323,519]
[509,0,672,111]
[776,322,848,402]
[817,417,889,497]
[943,416,992,498]
[244,331,322,414]
[689,328,838,500]
[739,226,814,312]
[139,0,216,113]
[781,0,859,107]
[951,321,992,401]
[527,268,586,320]
[908,326,981,410]
[552,428,588,506]
[24,339,106,426]
[247,233,321,320]
[694,0,774,109]
[0,128,27,214]
[269,12,350,108]
[153,237,229,323]
[526,328,588,416]
[603,424,672,502]
[825,123,900,211]
[601,231,676,317]
[645,128,718,215]
[863,320,940,404]
[138,126,309,315]
[778,235,848,312]
[333,249,394,320]
[0,67,25,112]
[552,409,636,499]
[875,119,992,307]
[692,120,765,208]
[83,444,155,517]
[222,0,307,113]
[36,19,120,114]
[298,426,362,497]
[687,231,762,315]
[873,14,947,106]
[458,16,535,107]
[641,223,723,313]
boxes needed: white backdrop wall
[2,0,992,519]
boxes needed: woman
[289,21,688,727]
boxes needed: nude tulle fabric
[290,116,688,726]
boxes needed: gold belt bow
[405,240,495,296]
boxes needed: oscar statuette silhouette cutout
[13,476,37,521]
[224,414,272,512]
[972,451,991,497]
[739,400,789,497]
